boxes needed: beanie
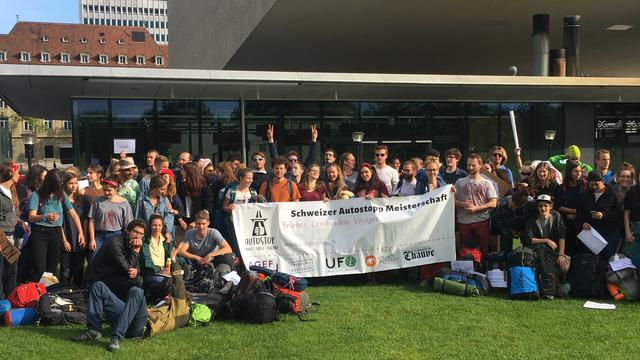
[566,145,581,160]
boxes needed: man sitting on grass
[73,219,148,351]
[177,210,234,271]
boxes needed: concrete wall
[168,0,276,69]
[564,103,595,166]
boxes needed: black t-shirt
[625,186,640,221]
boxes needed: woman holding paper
[580,171,620,258]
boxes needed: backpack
[4,307,38,326]
[35,284,87,326]
[0,299,10,316]
[7,282,47,308]
[231,277,279,324]
[227,184,258,203]
[509,247,539,300]
[265,178,293,202]
[186,263,232,294]
[569,253,606,298]
[605,254,640,300]
[533,245,561,298]
[190,290,233,320]
[250,265,309,291]
[188,303,212,326]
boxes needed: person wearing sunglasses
[373,144,399,195]
[489,146,514,185]
[250,151,269,192]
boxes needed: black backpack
[36,284,87,326]
[569,253,606,298]
[231,280,279,324]
[534,245,561,298]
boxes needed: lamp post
[22,132,36,169]
[544,130,556,159]
[351,131,365,167]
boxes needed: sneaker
[107,337,121,352]
[418,279,430,287]
[71,329,102,342]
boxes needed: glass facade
[73,99,567,176]
[595,104,640,167]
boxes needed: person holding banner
[354,163,389,200]
[223,167,258,257]
[325,164,348,200]
[454,154,498,257]
[339,153,358,191]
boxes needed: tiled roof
[0,22,168,67]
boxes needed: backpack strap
[228,184,238,203]
[287,179,293,201]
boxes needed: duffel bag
[4,308,37,326]
[7,282,46,308]
[434,277,480,297]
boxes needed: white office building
[79,0,168,44]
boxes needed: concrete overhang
[2,64,640,120]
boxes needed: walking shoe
[71,329,102,342]
[107,337,121,352]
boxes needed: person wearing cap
[579,171,620,258]
[549,145,593,174]
[88,177,134,261]
[522,194,569,299]
[491,189,537,253]
[117,158,140,211]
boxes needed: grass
[1,275,639,360]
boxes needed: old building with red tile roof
[0,22,168,67]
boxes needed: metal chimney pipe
[550,48,566,77]
[563,15,581,77]
[532,14,550,76]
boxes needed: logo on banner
[251,210,268,236]
[403,247,435,262]
[247,258,279,270]
[365,256,377,267]
[245,210,275,247]
[289,259,314,274]
[325,255,357,269]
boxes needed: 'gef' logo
[251,210,267,236]
[325,255,357,269]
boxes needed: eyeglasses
[426,168,439,172]
[253,158,264,161]
[402,168,413,172]
[374,153,386,157]
[288,158,299,163]
[492,153,503,158]
[129,229,144,237]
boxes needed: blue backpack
[510,266,539,300]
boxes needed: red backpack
[8,282,47,308]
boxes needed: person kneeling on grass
[178,210,234,272]
[140,214,172,292]
[73,219,147,351]
[521,194,570,300]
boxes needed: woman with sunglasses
[88,177,134,260]
[489,146,514,185]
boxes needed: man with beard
[393,160,427,196]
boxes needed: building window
[83,18,88,25]
[80,37,88,44]
[80,53,90,64]
[41,35,48,42]
[20,51,31,62]
[128,20,133,26]
[136,55,145,65]
[117,39,125,45]
[89,18,94,25]
[43,119,52,129]
[60,53,70,63]
[154,56,164,66]
[0,99,5,108]
[106,19,111,26]
[132,31,145,42]
[0,118,7,129]
[99,54,108,64]
[61,36,69,43]
[117,54,127,64]
[0,51,6,61]
[23,121,33,132]
[101,19,105,25]
[40,52,50,62]
[117,20,122,26]
[44,145,54,159]
[63,120,72,131]
[99,38,106,45]
[161,34,166,42]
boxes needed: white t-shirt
[396,178,417,197]
[375,164,400,195]
[454,176,498,224]
[225,187,253,204]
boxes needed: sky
[0,0,79,34]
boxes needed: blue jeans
[90,231,122,262]
[87,281,147,340]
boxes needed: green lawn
[1,277,639,360]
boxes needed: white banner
[232,185,456,277]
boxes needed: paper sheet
[577,228,608,255]
[451,260,475,274]
[487,269,508,288]
[78,179,89,190]
[610,258,636,272]
[223,271,242,285]
[583,301,616,310]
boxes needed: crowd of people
[0,123,638,350]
